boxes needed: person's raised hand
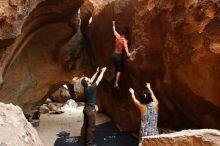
[127,52,131,58]
[96,67,100,72]
[146,82,151,88]
[112,21,115,26]
[101,67,107,72]
[129,88,134,95]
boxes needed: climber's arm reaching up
[146,83,159,112]
[112,21,121,39]
[95,67,107,86]
[129,88,145,114]
[146,83,158,105]
[90,67,99,83]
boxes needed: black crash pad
[54,122,138,146]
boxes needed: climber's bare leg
[114,72,121,88]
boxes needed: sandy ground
[36,104,110,146]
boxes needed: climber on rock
[129,82,159,142]
[112,21,131,89]
[78,67,107,146]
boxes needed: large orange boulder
[0,0,86,112]
[83,0,220,130]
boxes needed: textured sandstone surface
[0,0,44,40]
[83,0,220,130]
[0,102,43,146]
[0,22,84,112]
[0,0,86,112]
[141,129,220,146]
[0,0,220,132]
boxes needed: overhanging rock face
[0,0,86,112]
[141,129,220,146]
[83,0,220,130]
[0,102,43,146]
[0,0,44,40]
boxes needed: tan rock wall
[0,0,86,112]
[0,102,43,146]
[141,129,220,146]
[0,0,44,40]
[84,0,220,130]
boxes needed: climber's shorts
[112,52,123,72]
